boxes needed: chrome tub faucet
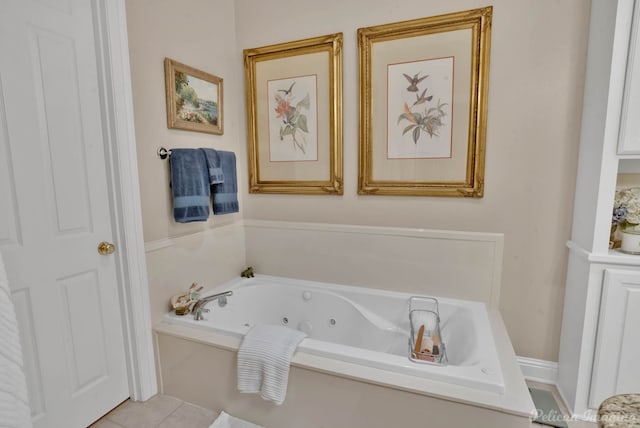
[192,291,233,321]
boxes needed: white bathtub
[162,275,505,394]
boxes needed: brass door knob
[97,241,115,255]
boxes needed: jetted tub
[162,275,505,394]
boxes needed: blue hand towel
[169,149,210,222]
[212,151,239,215]
[200,148,225,184]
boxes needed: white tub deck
[155,276,535,426]
[163,276,505,393]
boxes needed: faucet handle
[193,307,210,321]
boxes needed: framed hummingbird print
[358,7,492,197]
[244,33,343,194]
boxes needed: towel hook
[157,147,171,160]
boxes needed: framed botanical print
[244,33,343,194]
[358,7,492,197]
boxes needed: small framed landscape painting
[244,33,343,195]
[164,58,223,135]
[358,7,492,197]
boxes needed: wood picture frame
[244,33,343,194]
[164,58,223,135]
[358,7,492,197]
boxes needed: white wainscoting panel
[244,220,503,308]
[145,221,247,323]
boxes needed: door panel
[59,270,109,395]
[0,1,130,426]
[0,77,23,247]
[589,269,640,408]
[12,287,46,422]
[34,0,72,13]
[29,26,94,234]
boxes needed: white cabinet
[589,269,640,408]
[558,0,640,421]
[619,2,640,155]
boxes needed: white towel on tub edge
[237,324,307,405]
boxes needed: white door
[0,1,130,427]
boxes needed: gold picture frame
[244,33,343,194]
[358,7,492,197]
[164,58,223,135]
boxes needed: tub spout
[192,291,233,321]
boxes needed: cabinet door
[619,2,640,155]
[589,269,640,408]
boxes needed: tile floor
[90,382,598,428]
[89,395,218,428]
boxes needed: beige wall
[235,0,591,361]
[125,0,247,321]
[126,0,591,361]
[126,0,243,243]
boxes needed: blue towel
[169,149,210,222]
[212,151,239,215]
[200,148,225,184]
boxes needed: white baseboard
[517,356,558,385]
